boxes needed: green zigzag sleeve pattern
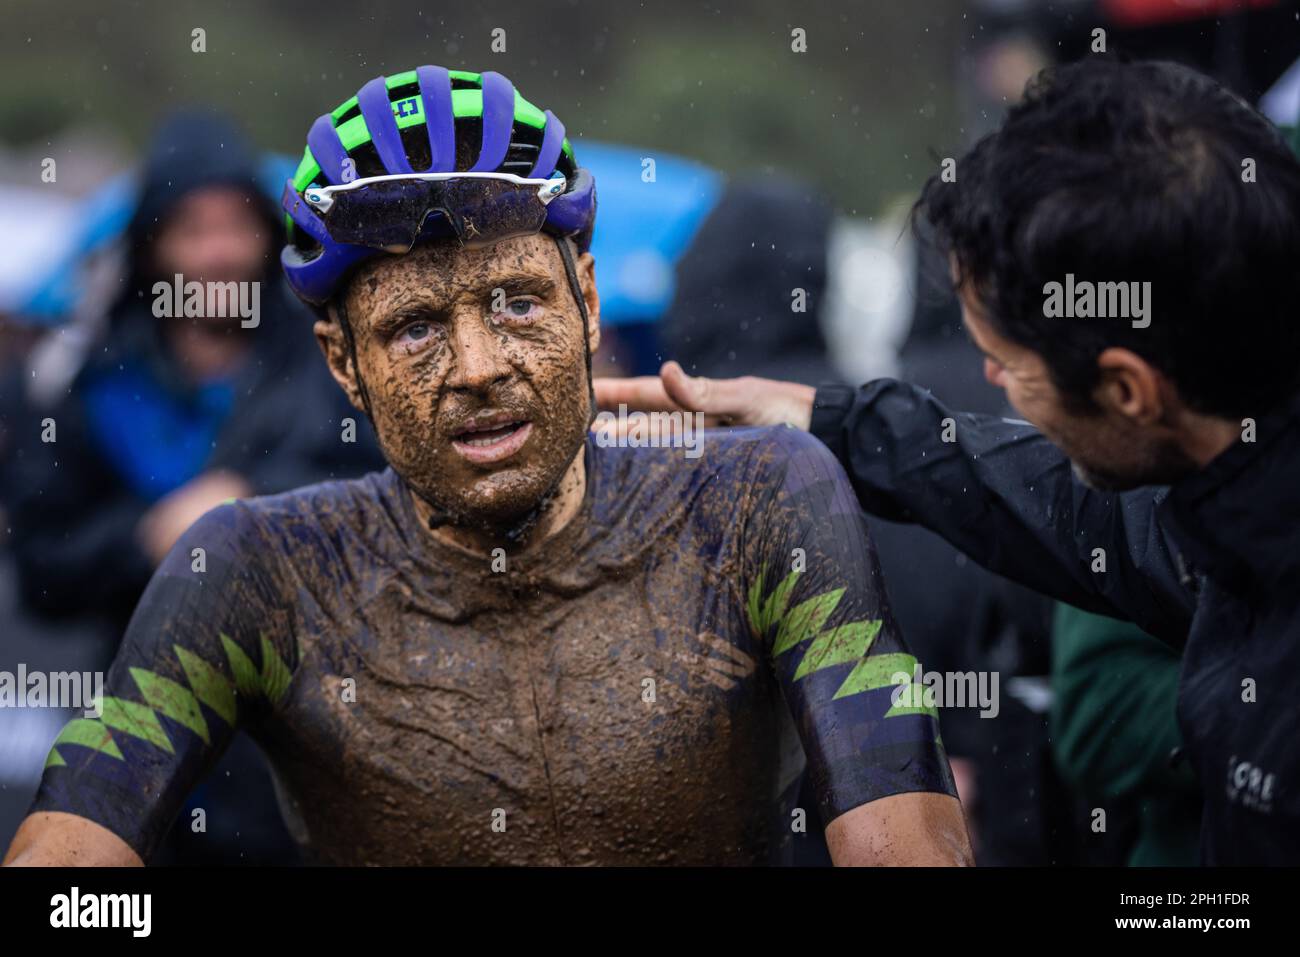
[741,427,957,825]
[29,501,299,861]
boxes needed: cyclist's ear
[576,250,601,355]
[315,308,368,414]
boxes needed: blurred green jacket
[1050,604,1202,866]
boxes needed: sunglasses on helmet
[302,172,567,253]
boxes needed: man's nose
[444,312,512,392]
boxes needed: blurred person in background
[10,108,382,635]
[6,107,384,864]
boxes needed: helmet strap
[552,234,597,424]
[334,297,376,422]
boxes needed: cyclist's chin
[432,461,556,529]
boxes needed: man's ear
[575,250,600,355]
[314,305,367,412]
[1094,347,1169,426]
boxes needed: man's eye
[495,298,540,323]
[401,322,431,342]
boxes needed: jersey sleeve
[741,426,958,827]
[28,501,299,862]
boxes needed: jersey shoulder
[235,467,397,528]
[583,426,852,561]
[707,424,858,515]
[589,423,832,493]
[227,467,403,554]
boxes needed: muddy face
[318,235,599,540]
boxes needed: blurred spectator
[662,176,840,386]
[5,108,384,865]
[9,108,382,633]
[577,141,722,378]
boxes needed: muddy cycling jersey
[31,425,956,864]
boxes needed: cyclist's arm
[742,426,972,866]
[3,502,296,867]
[4,812,142,867]
[826,793,971,866]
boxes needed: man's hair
[916,57,1300,418]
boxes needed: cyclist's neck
[411,444,588,558]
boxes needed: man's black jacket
[812,379,1300,865]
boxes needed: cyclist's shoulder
[189,468,400,561]
[732,422,831,456]
[250,467,395,517]
[593,423,822,473]
[586,426,833,532]
[715,424,841,485]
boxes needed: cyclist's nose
[443,311,512,393]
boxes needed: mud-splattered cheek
[506,327,591,462]
[367,342,451,483]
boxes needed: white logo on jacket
[1225,755,1276,813]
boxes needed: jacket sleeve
[809,379,1195,645]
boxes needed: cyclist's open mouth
[450,414,533,465]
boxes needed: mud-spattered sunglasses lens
[317,178,556,253]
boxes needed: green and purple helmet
[280,66,596,306]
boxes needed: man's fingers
[593,361,763,428]
[592,375,683,413]
[660,361,745,420]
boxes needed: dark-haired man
[598,58,1300,864]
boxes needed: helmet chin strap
[552,233,598,422]
[334,297,375,421]
[336,233,595,541]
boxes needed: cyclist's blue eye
[496,299,539,323]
